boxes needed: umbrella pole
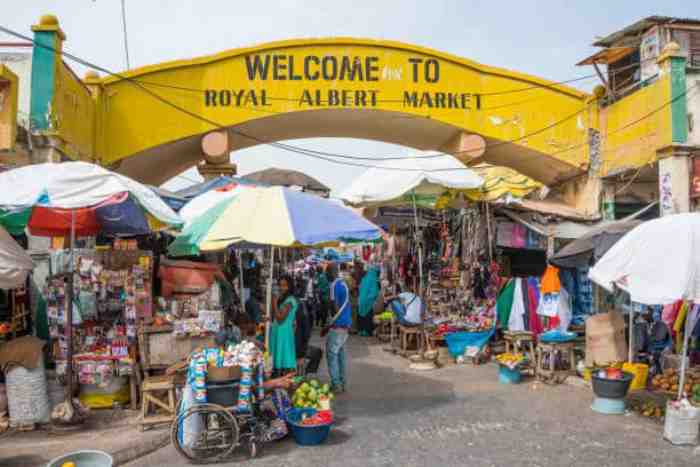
[485,202,493,262]
[677,303,693,400]
[412,191,423,297]
[238,252,245,319]
[265,246,275,354]
[628,305,634,363]
[65,209,76,404]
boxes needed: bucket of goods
[286,408,334,446]
[591,369,634,399]
[288,379,335,445]
[496,353,524,384]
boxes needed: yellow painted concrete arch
[84,38,593,185]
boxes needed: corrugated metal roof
[593,16,700,48]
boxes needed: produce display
[651,368,700,395]
[298,410,333,426]
[628,400,665,420]
[292,379,334,410]
[496,353,525,370]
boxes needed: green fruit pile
[292,379,334,409]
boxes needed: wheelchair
[170,381,271,464]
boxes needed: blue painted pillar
[29,14,65,133]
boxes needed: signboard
[203,52,480,112]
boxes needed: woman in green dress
[270,274,298,376]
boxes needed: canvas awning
[576,47,636,66]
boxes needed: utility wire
[0,24,681,172]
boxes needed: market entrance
[29,18,593,187]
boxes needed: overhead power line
[0,24,685,173]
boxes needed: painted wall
[0,65,18,151]
[597,72,673,177]
[686,69,700,147]
[0,47,32,128]
[52,61,95,160]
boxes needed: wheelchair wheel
[171,403,240,463]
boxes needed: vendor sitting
[385,286,425,327]
[179,327,295,443]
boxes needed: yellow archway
[87,38,592,185]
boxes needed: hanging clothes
[512,224,527,248]
[674,301,690,354]
[527,279,543,336]
[508,279,526,331]
[540,265,561,294]
[662,301,682,335]
[496,279,515,329]
[521,278,530,331]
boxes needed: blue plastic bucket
[286,408,332,446]
[498,365,522,384]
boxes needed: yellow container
[623,362,649,391]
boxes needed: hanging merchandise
[508,279,526,332]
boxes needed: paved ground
[0,406,169,467]
[127,335,700,467]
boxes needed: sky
[4,1,699,194]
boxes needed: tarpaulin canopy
[450,164,542,202]
[589,213,700,305]
[0,162,183,236]
[338,155,483,208]
[178,182,256,227]
[549,219,642,269]
[174,175,261,200]
[168,185,383,256]
[0,225,33,289]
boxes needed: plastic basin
[286,408,332,446]
[498,365,522,384]
[47,450,113,467]
[591,371,634,399]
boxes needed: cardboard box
[585,310,627,367]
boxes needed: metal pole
[238,252,245,318]
[484,202,493,262]
[411,191,423,297]
[628,306,634,363]
[65,209,76,403]
[677,303,693,400]
[120,0,131,69]
[265,246,275,353]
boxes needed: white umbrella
[0,225,33,289]
[339,155,483,294]
[589,213,700,399]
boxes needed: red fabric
[27,192,128,237]
[158,259,225,297]
[527,282,544,336]
[28,205,101,237]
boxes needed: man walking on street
[324,263,351,393]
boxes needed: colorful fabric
[527,278,543,336]
[508,279,526,331]
[674,301,689,353]
[270,296,298,370]
[540,265,561,294]
[662,301,682,334]
[512,224,527,248]
[358,267,380,317]
[496,279,515,329]
[496,222,515,247]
